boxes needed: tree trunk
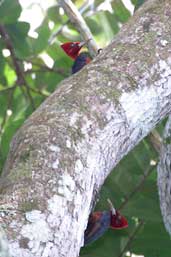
[0,0,171,256]
[157,115,171,236]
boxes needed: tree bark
[157,115,171,236]
[0,0,171,256]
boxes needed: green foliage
[132,0,146,11]
[0,0,170,256]
[6,22,31,58]
[111,0,131,22]
[30,19,51,54]
[0,0,21,24]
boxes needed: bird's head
[110,210,128,229]
[61,41,88,60]
[107,199,128,229]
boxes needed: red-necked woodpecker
[84,199,128,245]
[61,41,91,74]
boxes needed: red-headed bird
[84,199,128,245]
[61,41,91,74]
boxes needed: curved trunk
[0,0,171,256]
[157,115,171,236]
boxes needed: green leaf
[0,0,21,24]
[6,22,31,58]
[47,5,67,24]
[112,0,131,23]
[85,17,103,36]
[4,63,16,85]
[0,91,8,120]
[1,118,24,160]
[131,222,171,256]
[0,49,5,73]
[87,11,119,44]
[0,48,6,85]
[30,19,50,54]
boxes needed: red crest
[61,41,85,60]
[110,210,128,229]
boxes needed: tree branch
[117,220,144,257]
[119,163,157,211]
[49,0,93,44]
[0,25,36,110]
[0,0,171,256]
[0,86,15,134]
[58,0,99,57]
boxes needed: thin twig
[25,69,68,76]
[119,162,157,211]
[28,87,50,97]
[49,0,93,44]
[24,62,68,76]
[0,85,17,94]
[117,220,145,257]
[0,87,15,134]
[58,0,99,57]
[16,57,69,76]
[0,25,36,110]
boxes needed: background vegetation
[0,0,170,256]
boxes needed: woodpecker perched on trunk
[61,41,91,74]
[84,199,128,245]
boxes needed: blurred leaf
[1,118,24,161]
[6,22,31,58]
[30,19,50,54]
[4,63,16,85]
[85,16,103,36]
[112,0,131,23]
[131,0,138,5]
[87,11,119,44]
[47,5,68,24]
[10,87,27,120]
[0,0,21,24]
[0,50,7,85]
[0,92,9,121]
[0,49,5,73]
[131,222,171,256]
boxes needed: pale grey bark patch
[0,227,11,257]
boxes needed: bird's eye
[70,43,75,48]
[97,48,102,54]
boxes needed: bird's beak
[107,198,116,215]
